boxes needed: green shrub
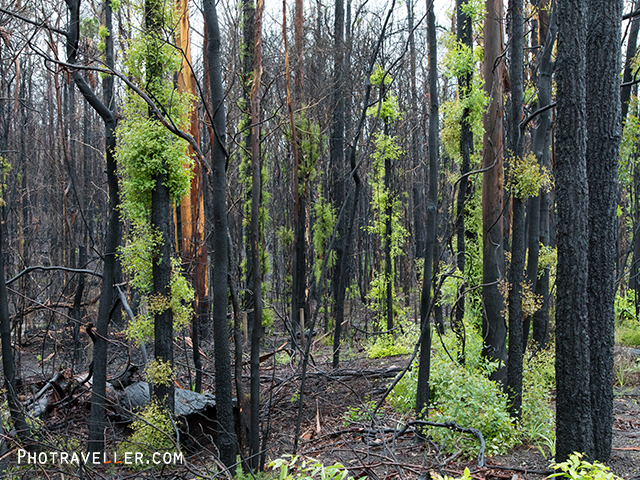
[620,328,640,346]
[366,333,410,359]
[119,401,176,468]
[549,452,622,480]
[520,348,556,457]
[389,328,518,455]
[269,455,363,480]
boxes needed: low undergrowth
[388,324,555,457]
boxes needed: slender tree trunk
[454,0,473,365]
[555,0,593,462]
[622,0,640,123]
[331,0,347,369]
[416,0,437,417]
[531,2,556,349]
[482,0,507,383]
[586,0,621,462]
[0,208,30,444]
[506,0,525,419]
[385,152,394,331]
[204,0,238,468]
[145,0,176,415]
[249,0,264,469]
[176,0,208,393]
[63,0,121,454]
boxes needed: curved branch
[7,266,103,285]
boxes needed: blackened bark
[63,0,120,454]
[151,174,175,413]
[482,0,507,383]
[586,0,621,462]
[249,0,264,469]
[408,0,425,261]
[621,0,640,123]
[0,210,30,443]
[455,0,473,365]
[506,0,525,419]
[385,152,393,331]
[555,0,593,462]
[144,0,175,416]
[416,0,437,417]
[204,0,238,468]
[291,0,307,337]
[531,5,556,349]
[331,0,347,369]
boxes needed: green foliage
[342,400,382,426]
[549,452,623,480]
[431,467,473,480]
[510,152,553,199]
[620,329,640,346]
[369,64,393,87]
[116,0,195,350]
[520,348,556,457]
[619,97,640,188]
[437,267,463,309]
[538,244,557,279]
[120,222,163,294]
[145,358,174,386]
[459,0,486,25]
[367,66,402,122]
[365,332,411,359]
[312,189,337,285]
[119,401,176,467]
[389,326,555,457]
[277,226,294,247]
[615,290,636,324]
[440,24,488,166]
[80,17,99,40]
[124,259,194,345]
[365,96,409,325]
[0,156,11,207]
[269,455,362,480]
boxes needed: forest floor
[6,324,640,480]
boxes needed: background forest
[0,0,638,478]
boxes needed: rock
[120,382,216,417]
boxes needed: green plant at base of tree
[549,452,623,480]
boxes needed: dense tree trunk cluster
[0,0,630,471]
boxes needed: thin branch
[0,6,67,36]
[7,266,102,285]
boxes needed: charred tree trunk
[63,0,120,454]
[416,0,437,417]
[204,0,238,468]
[586,0,621,462]
[331,0,347,369]
[555,0,593,461]
[506,0,525,420]
[145,0,175,415]
[249,0,264,469]
[531,2,556,349]
[454,0,473,365]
